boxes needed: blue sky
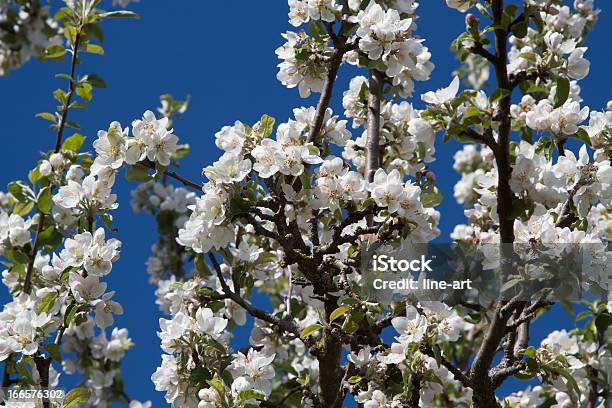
[1,1,611,406]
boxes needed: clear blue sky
[1,1,610,405]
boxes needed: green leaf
[13,201,34,216]
[463,106,481,120]
[230,195,251,215]
[309,21,327,42]
[420,187,442,208]
[255,252,278,265]
[341,298,361,306]
[85,44,104,55]
[16,360,35,385]
[4,248,30,264]
[53,88,67,104]
[62,133,86,152]
[476,3,492,18]
[300,324,323,339]
[83,22,104,42]
[572,128,590,145]
[518,346,537,358]
[595,313,612,334]
[552,367,581,401]
[518,52,536,63]
[258,114,275,137]
[511,20,528,38]
[489,88,511,103]
[347,376,361,384]
[195,254,211,276]
[329,306,350,323]
[238,390,265,402]
[37,187,53,214]
[8,181,34,203]
[368,60,387,72]
[125,164,152,182]
[526,84,548,94]
[100,213,117,232]
[343,319,359,334]
[207,378,225,398]
[99,10,140,19]
[189,366,212,383]
[44,343,62,362]
[64,303,79,326]
[63,25,77,45]
[38,227,63,248]
[70,102,88,110]
[43,45,66,59]
[37,292,58,314]
[29,167,41,184]
[76,82,93,102]
[83,73,106,88]
[64,387,91,407]
[36,112,57,123]
[554,77,570,108]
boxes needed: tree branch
[470,43,497,64]
[54,32,81,153]
[306,22,350,145]
[24,30,84,295]
[364,69,383,183]
[22,213,47,294]
[208,253,304,341]
[141,161,202,192]
[408,373,422,408]
[422,346,471,389]
[555,181,585,228]
[460,127,498,152]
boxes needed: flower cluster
[0,0,60,75]
[288,0,340,26]
[278,0,433,98]
[506,0,597,79]
[276,30,332,98]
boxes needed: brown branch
[408,374,422,408]
[491,362,526,387]
[469,1,520,402]
[509,70,544,90]
[23,31,84,295]
[242,213,283,243]
[306,23,348,145]
[555,182,585,228]
[364,69,383,183]
[460,127,498,152]
[54,32,81,153]
[208,253,304,341]
[471,43,497,64]
[514,323,530,355]
[421,346,471,389]
[163,169,202,192]
[22,213,47,294]
[141,161,202,192]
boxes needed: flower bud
[375,362,387,376]
[49,153,65,170]
[39,160,52,176]
[149,195,161,207]
[465,13,480,37]
[425,171,436,184]
[66,165,85,182]
[465,13,479,28]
